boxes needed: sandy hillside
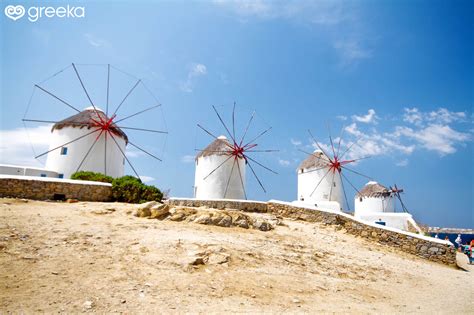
[0,198,472,313]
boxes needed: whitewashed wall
[357,212,414,231]
[45,127,126,179]
[194,154,246,200]
[297,167,344,211]
[0,164,59,178]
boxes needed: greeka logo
[4,5,25,21]
[4,4,85,22]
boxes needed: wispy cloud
[334,39,372,66]
[396,159,409,167]
[139,175,155,183]
[0,126,51,167]
[278,159,290,166]
[213,1,371,67]
[181,155,195,163]
[403,107,466,126]
[352,108,378,124]
[179,63,208,93]
[290,138,302,146]
[393,124,470,155]
[126,149,145,158]
[335,107,471,160]
[83,33,111,48]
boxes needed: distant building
[194,135,246,199]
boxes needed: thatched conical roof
[196,135,232,160]
[52,107,128,142]
[357,181,391,198]
[298,150,331,170]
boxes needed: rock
[207,252,230,265]
[235,219,249,229]
[83,300,94,310]
[194,214,212,225]
[136,208,151,218]
[428,247,439,253]
[169,212,186,221]
[66,199,78,203]
[215,214,232,227]
[136,201,161,217]
[184,255,206,266]
[253,219,273,231]
[150,204,169,219]
[292,298,301,304]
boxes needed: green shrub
[111,175,162,203]
[71,171,113,183]
[140,185,163,203]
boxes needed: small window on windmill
[58,174,64,179]
[60,147,68,155]
[300,168,304,173]
[40,174,46,177]
[123,158,125,165]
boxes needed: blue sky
[1,0,472,228]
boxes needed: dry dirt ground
[0,198,472,314]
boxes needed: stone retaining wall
[0,176,112,202]
[267,201,457,266]
[167,198,267,213]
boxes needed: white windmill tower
[194,135,246,199]
[296,128,373,212]
[44,107,128,179]
[297,149,344,211]
[194,103,277,200]
[354,181,395,217]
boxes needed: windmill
[297,126,372,211]
[22,63,167,179]
[194,103,278,200]
[389,184,410,213]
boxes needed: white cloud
[181,155,195,163]
[213,0,348,26]
[352,109,378,124]
[334,39,372,66]
[278,159,290,166]
[341,122,415,160]
[403,107,466,126]
[126,149,145,158]
[290,138,302,146]
[396,159,408,167]
[180,63,208,93]
[139,175,155,183]
[84,33,110,48]
[403,107,423,126]
[0,126,51,167]
[394,124,470,155]
[337,106,471,161]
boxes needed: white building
[0,164,59,178]
[194,135,246,199]
[45,107,127,179]
[354,181,420,232]
[296,150,344,212]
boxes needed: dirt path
[0,198,472,313]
